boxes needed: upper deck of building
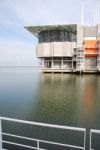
[25,24,77,36]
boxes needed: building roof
[25,24,77,36]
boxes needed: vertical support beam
[37,140,40,150]
[42,58,44,69]
[77,25,84,48]
[84,130,86,150]
[61,57,63,69]
[0,118,2,150]
[51,57,53,69]
[83,47,85,72]
[89,131,92,150]
[72,58,73,70]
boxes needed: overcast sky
[0,0,100,66]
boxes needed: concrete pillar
[42,58,45,69]
[51,58,53,69]
[77,25,84,47]
[72,59,73,70]
[61,57,63,69]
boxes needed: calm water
[0,67,100,149]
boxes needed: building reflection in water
[33,74,100,129]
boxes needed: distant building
[25,24,100,73]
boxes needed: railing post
[90,130,91,150]
[84,130,86,150]
[0,118,2,150]
[37,140,40,150]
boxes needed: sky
[0,0,100,66]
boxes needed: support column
[72,58,73,70]
[42,58,45,69]
[61,57,63,69]
[51,58,53,69]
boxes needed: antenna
[81,3,84,25]
[96,4,100,24]
[93,10,96,25]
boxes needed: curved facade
[25,24,100,73]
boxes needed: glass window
[39,30,76,43]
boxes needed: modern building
[25,24,100,73]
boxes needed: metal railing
[0,117,86,150]
[90,129,100,150]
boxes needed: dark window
[39,30,76,43]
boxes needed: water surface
[0,68,100,149]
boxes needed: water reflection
[32,74,78,125]
[32,74,100,129]
[1,69,100,149]
[0,69,100,130]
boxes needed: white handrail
[3,141,46,150]
[0,117,85,131]
[2,132,84,149]
[0,117,86,150]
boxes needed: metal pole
[37,140,40,150]
[0,118,2,150]
[84,130,86,150]
[90,131,92,150]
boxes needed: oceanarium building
[26,24,100,73]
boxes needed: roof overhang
[25,24,77,36]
